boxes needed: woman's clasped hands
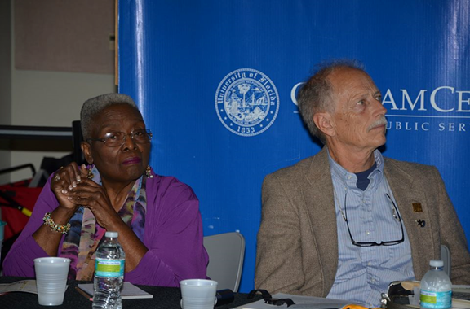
[51,163,119,228]
[51,162,85,211]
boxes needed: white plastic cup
[33,257,71,306]
[180,279,218,309]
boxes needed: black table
[0,277,262,309]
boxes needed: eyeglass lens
[103,130,152,146]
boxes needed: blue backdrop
[118,0,470,292]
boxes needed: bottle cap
[429,260,444,267]
[105,231,118,238]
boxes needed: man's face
[327,68,387,151]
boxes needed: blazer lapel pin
[415,219,426,227]
[412,203,425,227]
[412,203,423,212]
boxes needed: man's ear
[81,142,94,164]
[313,112,336,137]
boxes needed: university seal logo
[215,68,279,137]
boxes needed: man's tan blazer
[255,147,470,296]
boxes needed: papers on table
[0,280,68,295]
[236,293,350,309]
[0,280,38,294]
[236,291,470,309]
[453,285,470,296]
[451,285,470,309]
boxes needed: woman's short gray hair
[297,60,365,144]
[81,93,138,140]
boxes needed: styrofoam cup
[34,257,70,306]
[180,279,218,309]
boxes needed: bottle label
[95,258,125,277]
[420,290,452,308]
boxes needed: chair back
[72,120,85,164]
[440,244,451,277]
[203,232,245,292]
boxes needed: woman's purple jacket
[3,171,209,286]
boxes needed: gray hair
[80,93,138,140]
[297,60,365,144]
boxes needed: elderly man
[255,61,470,307]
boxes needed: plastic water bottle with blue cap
[419,260,452,309]
[92,231,126,309]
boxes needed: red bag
[0,180,42,240]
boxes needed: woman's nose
[122,133,137,149]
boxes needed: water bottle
[92,231,126,309]
[420,260,452,309]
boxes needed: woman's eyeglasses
[86,129,153,147]
[341,192,404,247]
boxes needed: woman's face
[82,104,151,184]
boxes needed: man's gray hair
[297,60,365,144]
[81,93,138,140]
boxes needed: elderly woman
[3,93,208,286]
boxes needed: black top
[355,163,376,191]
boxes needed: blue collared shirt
[326,149,415,307]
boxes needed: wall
[118,0,470,292]
[0,0,12,185]
[1,0,115,184]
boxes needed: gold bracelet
[42,212,71,234]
